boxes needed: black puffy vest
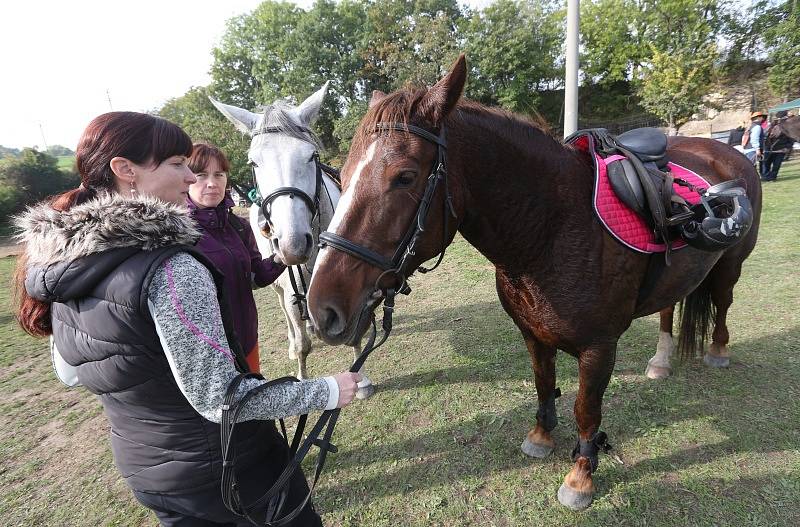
[28,245,278,494]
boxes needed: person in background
[742,111,766,164]
[762,110,794,182]
[728,124,745,148]
[187,142,282,373]
[14,112,361,526]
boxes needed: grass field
[1,161,798,526]
[56,155,75,171]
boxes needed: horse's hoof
[521,437,553,458]
[703,353,730,368]
[557,482,593,510]
[645,363,671,379]
[356,384,375,400]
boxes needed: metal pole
[564,0,580,138]
[38,122,49,152]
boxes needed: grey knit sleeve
[146,252,334,423]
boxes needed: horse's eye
[394,171,416,187]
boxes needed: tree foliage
[764,0,800,96]
[0,149,79,217]
[638,44,717,131]
[463,0,564,113]
[153,0,793,189]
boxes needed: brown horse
[306,56,761,509]
[775,114,800,142]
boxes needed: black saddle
[565,127,696,264]
[615,128,668,168]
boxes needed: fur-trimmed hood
[15,192,201,267]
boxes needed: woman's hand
[333,372,363,408]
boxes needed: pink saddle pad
[593,154,710,253]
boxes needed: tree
[0,146,21,160]
[638,44,716,132]
[0,149,78,216]
[209,0,370,158]
[764,0,800,97]
[359,0,463,90]
[46,145,75,157]
[157,87,252,188]
[463,0,564,113]
[580,0,724,85]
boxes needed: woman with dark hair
[187,142,283,373]
[14,112,361,526]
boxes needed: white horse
[210,84,374,398]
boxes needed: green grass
[1,161,799,526]
[56,155,75,171]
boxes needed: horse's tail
[677,275,716,361]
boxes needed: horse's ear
[419,54,467,126]
[209,97,260,135]
[295,81,330,126]
[369,90,386,108]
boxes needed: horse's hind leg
[703,259,743,368]
[645,306,675,379]
[558,342,616,510]
[520,335,559,459]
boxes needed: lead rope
[220,291,395,526]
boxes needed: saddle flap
[606,158,650,224]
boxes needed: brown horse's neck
[779,116,800,143]
[448,105,594,271]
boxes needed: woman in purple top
[187,143,284,373]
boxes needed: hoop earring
[130,179,137,197]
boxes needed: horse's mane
[256,100,324,150]
[353,84,562,155]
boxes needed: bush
[0,149,79,219]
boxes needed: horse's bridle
[249,126,339,320]
[318,122,456,300]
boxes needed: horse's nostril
[304,233,314,255]
[321,305,344,336]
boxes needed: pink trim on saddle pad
[593,154,710,253]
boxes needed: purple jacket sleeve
[238,216,286,287]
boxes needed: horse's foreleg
[557,343,616,511]
[352,342,375,399]
[283,291,311,379]
[275,285,297,361]
[704,264,740,368]
[645,306,675,379]
[521,336,558,458]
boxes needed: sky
[0,0,492,151]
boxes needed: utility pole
[38,122,49,152]
[106,89,113,111]
[564,0,580,138]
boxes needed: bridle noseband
[319,122,456,297]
